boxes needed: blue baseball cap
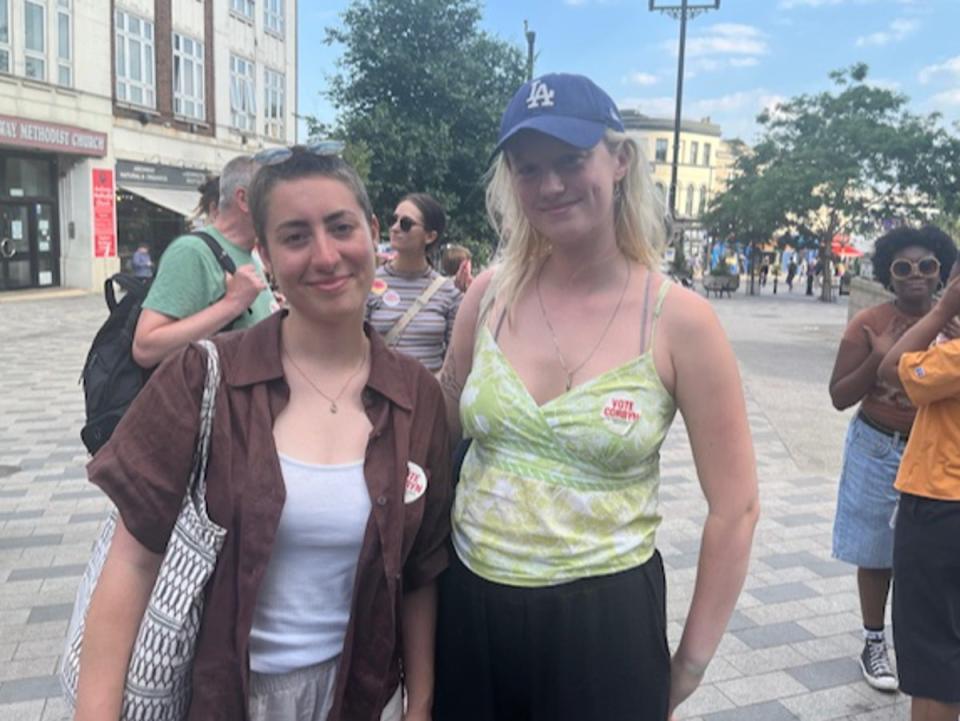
[494,73,625,155]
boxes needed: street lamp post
[649,0,719,258]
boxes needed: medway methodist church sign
[0,114,108,157]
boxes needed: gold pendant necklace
[283,342,368,414]
[536,259,631,391]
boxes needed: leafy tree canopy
[309,0,526,263]
[704,63,960,300]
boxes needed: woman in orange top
[879,254,960,721]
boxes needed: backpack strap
[384,275,448,347]
[193,230,237,275]
[104,273,148,312]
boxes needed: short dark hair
[196,175,219,216]
[873,225,958,287]
[401,193,446,240]
[248,148,374,245]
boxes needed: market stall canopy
[832,234,863,258]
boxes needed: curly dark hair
[872,225,957,288]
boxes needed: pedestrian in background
[73,148,451,721]
[440,243,474,293]
[828,226,957,692]
[367,193,462,373]
[192,175,220,229]
[878,253,960,721]
[786,258,798,292]
[435,73,759,721]
[130,242,153,280]
[132,156,273,369]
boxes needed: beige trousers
[249,656,403,721]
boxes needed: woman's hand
[863,320,899,359]
[454,259,473,293]
[667,655,706,719]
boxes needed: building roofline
[619,108,722,137]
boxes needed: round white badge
[404,462,428,504]
[383,290,401,308]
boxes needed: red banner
[92,169,116,258]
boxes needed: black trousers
[434,551,670,721]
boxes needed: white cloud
[855,17,918,47]
[625,72,658,87]
[929,89,960,107]
[730,57,759,68]
[685,23,769,58]
[779,0,846,8]
[919,56,960,84]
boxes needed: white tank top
[249,455,372,674]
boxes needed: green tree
[310,0,526,263]
[707,64,960,301]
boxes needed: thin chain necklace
[283,341,368,414]
[536,259,631,392]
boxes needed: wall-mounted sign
[116,160,210,190]
[0,114,107,157]
[92,169,116,258]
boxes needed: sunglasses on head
[253,139,345,166]
[388,213,421,233]
[890,256,940,280]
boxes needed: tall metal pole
[667,0,687,219]
[524,21,536,82]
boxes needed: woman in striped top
[367,193,463,372]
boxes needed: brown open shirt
[87,310,452,721]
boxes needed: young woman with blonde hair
[435,73,759,720]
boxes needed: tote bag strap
[188,339,221,509]
[383,275,448,347]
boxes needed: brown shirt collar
[224,309,414,412]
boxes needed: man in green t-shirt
[132,155,276,369]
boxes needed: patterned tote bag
[60,339,228,721]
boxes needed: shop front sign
[93,169,116,258]
[0,114,107,157]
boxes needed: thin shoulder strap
[639,270,654,355]
[646,279,672,354]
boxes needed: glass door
[0,204,32,290]
[35,203,59,287]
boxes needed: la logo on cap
[526,80,555,110]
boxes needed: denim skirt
[831,412,906,569]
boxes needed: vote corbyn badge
[383,290,401,308]
[404,461,427,504]
[602,394,642,434]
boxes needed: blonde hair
[484,129,666,316]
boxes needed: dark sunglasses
[388,213,421,233]
[890,256,940,280]
[253,139,345,166]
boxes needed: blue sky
[297,0,960,144]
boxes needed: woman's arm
[437,269,495,445]
[400,582,438,721]
[828,313,896,410]
[74,519,162,721]
[662,291,760,717]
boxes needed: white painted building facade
[0,0,297,292]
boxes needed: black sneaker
[859,640,898,692]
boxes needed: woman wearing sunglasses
[74,148,452,721]
[367,194,463,373]
[828,225,957,693]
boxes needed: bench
[702,274,740,298]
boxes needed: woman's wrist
[672,652,708,678]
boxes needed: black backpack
[80,231,237,455]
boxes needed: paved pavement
[0,284,911,720]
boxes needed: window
[230,0,254,21]
[115,9,155,108]
[264,0,283,36]
[655,138,667,162]
[230,55,256,132]
[690,141,698,166]
[173,33,204,120]
[264,68,285,139]
[24,0,45,80]
[0,0,10,73]
[57,0,71,86]
[685,184,695,216]
[698,185,708,216]
[703,143,711,167]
